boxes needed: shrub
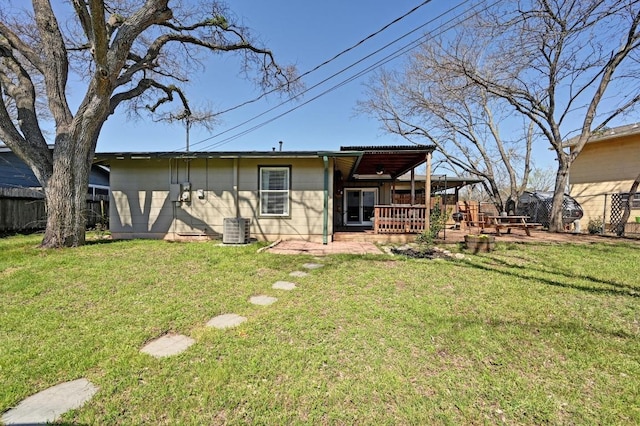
[417,203,450,245]
[587,216,603,234]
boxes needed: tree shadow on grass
[460,252,640,298]
[439,313,638,341]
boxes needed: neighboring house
[96,145,481,243]
[568,123,640,234]
[0,146,110,232]
[0,146,110,195]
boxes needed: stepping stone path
[1,378,98,425]
[3,258,325,423]
[272,281,297,290]
[249,295,278,306]
[140,333,195,358]
[302,263,324,270]
[207,313,247,329]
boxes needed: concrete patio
[267,228,636,255]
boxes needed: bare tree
[443,0,640,232]
[359,43,534,212]
[0,0,296,247]
[526,165,556,193]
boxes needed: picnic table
[486,215,542,236]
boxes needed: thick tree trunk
[38,73,108,248]
[617,171,640,236]
[548,160,570,232]
[40,137,93,248]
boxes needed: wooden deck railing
[374,205,427,234]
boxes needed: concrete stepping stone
[302,263,324,270]
[249,295,277,306]
[289,271,308,277]
[140,333,195,358]
[207,313,247,329]
[1,378,98,425]
[272,281,297,290]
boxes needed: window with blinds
[259,167,290,216]
[621,192,640,209]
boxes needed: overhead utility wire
[197,0,497,150]
[210,0,436,118]
[187,2,466,150]
[197,1,482,150]
[171,0,441,152]
[186,0,473,151]
[193,1,492,151]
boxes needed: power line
[208,0,437,118]
[185,0,491,151]
[171,0,446,151]
[198,0,497,151]
[186,2,468,151]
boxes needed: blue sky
[96,0,474,157]
[6,0,637,170]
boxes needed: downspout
[171,158,176,236]
[323,155,329,244]
[233,158,239,217]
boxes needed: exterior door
[345,189,377,226]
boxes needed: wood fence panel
[0,188,108,232]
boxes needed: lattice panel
[610,193,626,235]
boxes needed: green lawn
[1,234,639,424]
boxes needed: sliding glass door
[344,188,377,226]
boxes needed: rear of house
[97,145,445,243]
[102,152,334,242]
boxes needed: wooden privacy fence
[0,187,108,233]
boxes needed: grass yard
[1,234,639,424]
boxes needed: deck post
[425,151,432,232]
[323,155,329,245]
[410,168,415,205]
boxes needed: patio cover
[336,145,436,180]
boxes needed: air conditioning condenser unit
[223,218,250,244]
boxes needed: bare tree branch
[0,0,297,247]
[360,43,534,211]
[33,0,73,128]
[441,0,640,231]
[0,21,43,72]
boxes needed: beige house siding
[570,134,640,228]
[109,156,333,242]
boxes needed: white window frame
[259,166,290,217]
